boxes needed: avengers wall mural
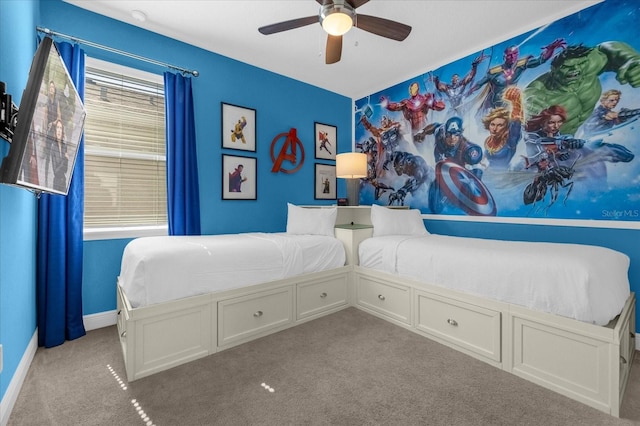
[354,0,640,226]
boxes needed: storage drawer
[218,286,293,347]
[510,312,611,412]
[297,275,348,320]
[356,275,411,325]
[134,303,212,378]
[416,291,501,362]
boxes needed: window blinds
[83,63,167,228]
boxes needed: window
[83,58,167,239]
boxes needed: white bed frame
[116,266,352,381]
[116,206,635,417]
[353,266,635,417]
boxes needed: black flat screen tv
[0,36,86,196]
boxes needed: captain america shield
[435,160,496,216]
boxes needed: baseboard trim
[83,310,117,331]
[0,330,37,426]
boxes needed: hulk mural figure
[524,42,640,135]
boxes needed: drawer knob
[621,355,628,364]
[447,318,458,326]
[378,294,385,301]
[117,310,121,316]
[320,292,327,298]
[254,311,263,318]
[120,330,127,338]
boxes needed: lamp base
[346,178,360,206]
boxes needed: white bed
[120,232,346,308]
[115,203,636,416]
[350,204,635,417]
[358,234,630,326]
[116,205,352,381]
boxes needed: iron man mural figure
[380,81,445,138]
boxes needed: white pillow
[286,203,337,237]
[370,204,429,237]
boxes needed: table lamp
[336,152,367,206]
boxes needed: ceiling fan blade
[347,0,370,8]
[354,14,412,41]
[258,16,318,35]
[325,34,343,64]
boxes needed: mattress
[359,235,630,326]
[119,233,346,308]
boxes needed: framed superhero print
[314,122,337,160]
[221,102,256,152]
[314,163,336,200]
[222,154,257,200]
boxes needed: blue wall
[0,0,40,403]
[37,0,353,319]
[0,0,352,404]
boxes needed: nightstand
[334,224,373,266]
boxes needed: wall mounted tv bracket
[0,81,18,143]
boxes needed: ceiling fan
[258,0,412,64]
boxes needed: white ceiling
[63,0,601,99]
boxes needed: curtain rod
[36,27,199,77]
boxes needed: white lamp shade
[336,152,367,178]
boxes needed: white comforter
[120,233,346,308]
[359,235,630,326]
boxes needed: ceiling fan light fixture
[320,3,355,36]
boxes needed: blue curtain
[37,41,86,347]
[164,72,201,235]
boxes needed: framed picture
[222,154,257,200]
[221,102,256,152]
[314,122,336,160]
[314,163,336,200]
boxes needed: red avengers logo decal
[271,128,305,174]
